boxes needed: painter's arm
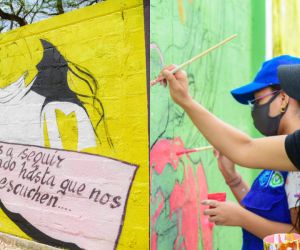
[214,150,249,203]
[229,178,249,203]
[238,209,297,239]
[202,200,297,239]
[161,67,297,171]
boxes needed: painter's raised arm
[161,67,297,171]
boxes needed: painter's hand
[214,150,238,183]
[160,65,192,107]
[202,200,243,226]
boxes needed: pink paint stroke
[197,165,213,250]
[169,165,200,250]
[151,191,165,250]
[150,138,213,250]
[150,138,183,174]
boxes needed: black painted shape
[32,39,81,107]
[0,200,81,249]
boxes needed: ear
[280,91,290,107]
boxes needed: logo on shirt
[259,170,272,186]
[259,170,284,188]
[269,172,284,188]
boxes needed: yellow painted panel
[273,0,300,56]
[55,110,78,151]
[0,0,148,249]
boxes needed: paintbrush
[176,145,213,156]
[150,34,237,86]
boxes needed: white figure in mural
[0,39,115,249]
[0,73,96,150]
[0,39,112,151]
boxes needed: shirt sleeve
[285,172,300,209]
[285,130,300,170]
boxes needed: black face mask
[251,92,287,136]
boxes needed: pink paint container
[207,192,226,208]
[207,192,227,202]
[206,192,227,229]
[263,233,300,250]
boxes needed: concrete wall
[0,0,149,249]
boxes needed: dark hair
[270,85,281,91]
[270,84,300,231]
[32,39,113,148]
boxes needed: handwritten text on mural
[0,142,137,250]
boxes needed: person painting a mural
[159,55,300,249]
[160,61,300,169]
[211,55,300,249]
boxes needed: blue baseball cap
[231,55,300,104]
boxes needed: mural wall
[150,0,265,249]
[0,0,149,249]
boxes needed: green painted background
[150,0,265,249]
